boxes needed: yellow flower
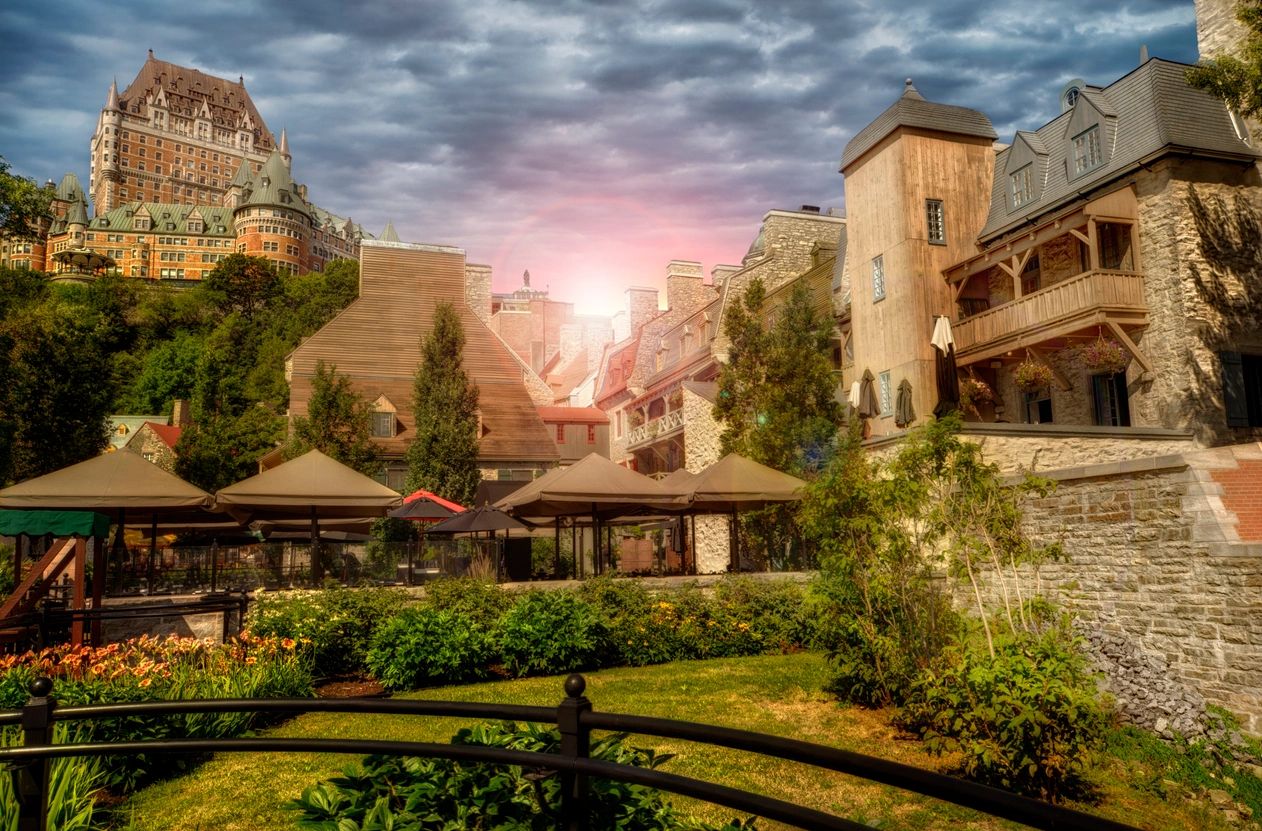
[138,677,152,688]
[245,656,257,665]
[281,638,296,650]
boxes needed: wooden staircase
[0,537,88,648]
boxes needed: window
[1010,164,1033,208]
[371,412,395,438]
[871,255,885,301]
[1092,373,1131,427]
[926,199,945,244]
[555,424,566,443]
[879,371,892,416]
[1024,390,1053,424]
[1222,351,1262,427]
[1072,126,1102,175]
[586,424,596,444]
[1020,255,1041,296]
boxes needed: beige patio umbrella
[214,449,401,581]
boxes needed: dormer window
[1010,164,1033,208]
[1072,126,1102,175]
[371,412,395,438]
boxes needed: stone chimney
[465,263,493,325]
[710,264,741,293]
[171,399,191,428]
[665,260,704,311]
[625,286,659,335]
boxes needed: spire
[67,198,89,228]
[523,269,531,288]
[380,221,399,242]
[230,159,254,188]
[106,77,119,110]
[279,128,289,155]
[902,78,925,101]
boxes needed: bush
[366,607,494,691]
[712,577,812,651]
[896,623,1108,802]
[291,720,756,830]
[421,577,512,629]
[498,591,610,676]
[246,585,411,677]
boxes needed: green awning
[0,510,111,539]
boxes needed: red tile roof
[144,422,182,449]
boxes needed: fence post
[557,674,591,831]
[16,677,54,831]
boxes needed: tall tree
[714,277,841,476]
[406,302,481,505]
[175,406,284,493]
[201,254,281,321]
[1187,1,1262,117]
[285,360,379,476]
[0,157,52,241]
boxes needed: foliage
[0,546,12,598]
[958,374,994,417]
[406,302,481,507]
[174,406,284,493]
[897,621,1109,803]
[366,607,494,690]
[245,586,411,678]
[1012,359,1054,392]
[0,724,104,831]
[284,360,380,476]
[422,578,512,629]
[1187,1,1262,118]
[291,720,756,831]
[0,156,52,241]
[200,254,282,321]
[498,591,609,677]
[116,330,205,415]
[1077,336,1128,375]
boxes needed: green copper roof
[56,172,86,203]
[380,221,399,242]
[89,202,234,236]
[66,198,89,227]
[239,150,311,218]
[229,160,254,188]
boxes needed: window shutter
[1221,351,1249,427]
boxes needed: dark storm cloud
[0,0,1199,304]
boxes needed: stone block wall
[683,385,730,573]
[465,263,492,325]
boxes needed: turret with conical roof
[279,128,291,170]
[233,149,312,274]
[380,221,399,242]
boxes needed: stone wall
[1195,0,1249,59]
[465,263,492,325]
[682,384,730,573]
[1006,449,1262,732]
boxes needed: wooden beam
[1106,320,1154,377]
[1068,228,1090,246]
[1087,219,1100,271]
[0,538,76,621]
[1027,345,1072,391]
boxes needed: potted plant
[1079,335,1129,375]
[1013,359,1054,392]
[958,374,995,417]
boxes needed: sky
[0,0,1199,317]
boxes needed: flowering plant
[958,375,994,416]
[1013,359,1055,392]
[1079,336,1128,375]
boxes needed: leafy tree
[0,265,48,319]
[406,302,481,505]
[714,278,840,475]
[175,406,284,493]
[0,156,52,241]
[285,360,379,476]
[201,254,281,321]
[0,308,114,484]
[1187,1,1262,117]
[118,331,205,414]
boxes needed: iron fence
[0,674,1143,831]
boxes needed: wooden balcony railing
[954,270,1147,358]
[626,409,686,450]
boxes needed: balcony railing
[954,269,1147,358]
[626,408,686,449]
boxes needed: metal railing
[0,675,1143,831]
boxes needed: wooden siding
[289,242,559,464]
[954,269,1148,361]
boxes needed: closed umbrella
[932,316,961,417]
[857,370,880,418]
[895,379,915,428]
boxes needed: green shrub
[291,720,756,830]
[421,577,512,629]
[712,577,812,650]
[247,586,411,677]
[0,724,104,831]
[366,607,494,690]
[897,623,1108,802]
[667,585,763,660]
[498,590,610,676]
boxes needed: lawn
[118,652,1228,831]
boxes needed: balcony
[626,409,685,450]
[954,269,1148,363]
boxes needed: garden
[1,420,1260,829]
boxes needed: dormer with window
[1004,132,1047,211]
[370,394,398,438]
[1063,93,1113,181]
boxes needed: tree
[406,302,481,506]
[285,360,379,476]
[117,331,205,414]
[714,278,841,476]
[175,406,284,493]
[1187,1,1262,117]
[0,157,52,241]
[201,254,281,321]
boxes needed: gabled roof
[841,79,996,171]
[143,422,183,449]
[90,202,235,235]
[979,58,1259,240]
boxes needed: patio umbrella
[895,378,915,428]
[389,489,465,522]
[857,370,880,418]
[428,504,527,535]
[932,316,961,418]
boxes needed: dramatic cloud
[0,0,1197,314]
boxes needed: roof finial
[148,49,154,59]
[1139,44,1149,64]
[905,77,913,87]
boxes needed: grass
[117,653,1234,831]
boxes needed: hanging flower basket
[1013,359,1054,392]
[1079,336,1129,375]
[959,375,995,417]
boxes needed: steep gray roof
[229,160,254,187]
[239,150,311,218]
[841,80,996,171]
[55,172,85,203]
[380,221,399,242]
[979,58,1259,241]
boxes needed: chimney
[625,286,660,335]
[710,264,741,292]
[171,399,191,428]
[800,204,821,213]
[665,260,703,311]
[558,323,583,364]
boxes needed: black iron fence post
[557,674,591,831]
[16,677,54,831]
